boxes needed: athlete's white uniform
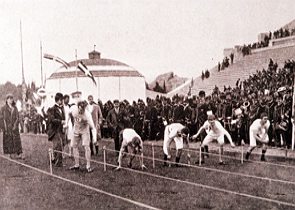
[64,104,74,141]
[249,119,270,147]
[120,128,143,150]
[117,128,143,168]
[163,123,185,156]
[201,120,232,145]
[70,105,96,146]
[69,105,96,170]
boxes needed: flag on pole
[77,61,97,86]
[43,53,70,69]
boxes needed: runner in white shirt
[192,114,235,164]
[163,123,190,167]
[68,101,97,173]
[246,112,270,161]
[115,128,146,170]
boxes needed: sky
[0,0,295,86]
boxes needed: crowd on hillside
[13,59,295,150]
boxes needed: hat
[113,99,119,104]
[277,87,286,92]
[6,93,13,99]
[206,110,213,116]
[234,108,242,116]
[199,90,206,97]
[71,91,82,98]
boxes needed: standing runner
[68,101,97,173]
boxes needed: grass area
[1,134,295,210]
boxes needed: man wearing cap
[115,128,146,170]
[163,123,190,166]
[192,114,235,164]
[245,112,270,161]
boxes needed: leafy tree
[205,70,210,78]
[201,71,205,80]
[163,81,167,93]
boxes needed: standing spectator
[106,100,125,157]
[0,94,23,159]
[47,93,66,167]
[87,95,103,155]
[63,94,73,157]
[230,53,234,64]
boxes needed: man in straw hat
[192,113,235,164]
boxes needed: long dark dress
[0,104,22,154]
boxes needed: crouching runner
[192,114,235,164]
[69,101,97,173]
[115,128,146,170]
[163,123,190,167]
[245,112,270,161]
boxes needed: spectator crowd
[4,59,295,151]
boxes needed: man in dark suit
[47,92,66,167]
[106,100,126,156]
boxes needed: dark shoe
[245,152,250,160]
[219,161,226,165]
[261,155,266,162]
[69,165,80,170]
[195,160,205,165]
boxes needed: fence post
[199,146,202,166]
[152,143,155,169]
[103,146,106,171]
[48,149,53,175]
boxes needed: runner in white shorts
[68,101,97,173]
[192,114,235,164]
[163,123,190,166]
[115,128,146,170]
[246,112,270,161]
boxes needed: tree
[153,81,164,93]
[201,71,205,80]
[205,70,210,78]
[163,81,167,93]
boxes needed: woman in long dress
[0,94,23,158]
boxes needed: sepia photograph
[1,0,295,209]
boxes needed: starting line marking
[0,154,161,210]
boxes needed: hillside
[148,72,188,93]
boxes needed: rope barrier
[0,154,161,210]
[143,141,295,161]
[146,143,295,170]
[102,148,295,186]
[40,149,295,208]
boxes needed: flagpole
[75,49,78,91]
[20,20,27,112]
[40,41,43,87]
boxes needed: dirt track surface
[1,134,295,210]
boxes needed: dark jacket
[47,104,65,141]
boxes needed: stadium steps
[170,44,295,96]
